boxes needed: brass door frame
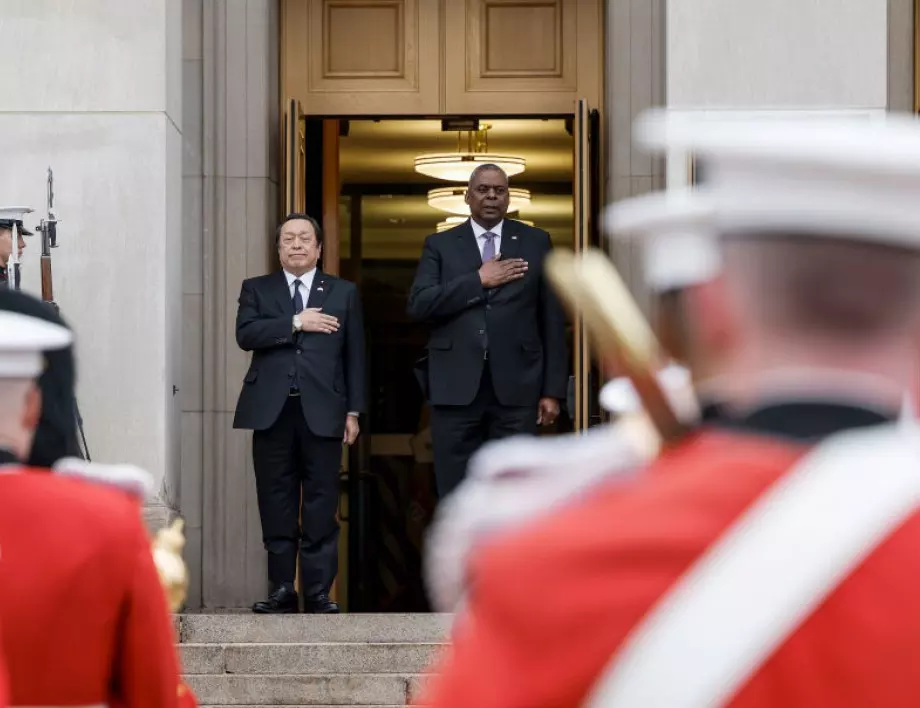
[283,99,306,215]
[572,98,592,432]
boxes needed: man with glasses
[408,164,568,499]
[233,212,366,614]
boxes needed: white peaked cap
[604,189,721,291]
[0,311,72,378]
[0,206,33,222]
[633,109,920,250]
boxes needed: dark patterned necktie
[292,279,304,312]
[290,279,303,394]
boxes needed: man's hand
[479,254,528,288]
[300,307,340,334]
[343,415,360,445]
[537,397,560,426]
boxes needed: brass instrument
[152,518,189,613]
[545,248,688,444]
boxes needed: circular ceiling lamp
[436,216,534,232]
[414,124,526,182]
[415,153,526,182]
[435,216,469,232]
[427,186,532,216]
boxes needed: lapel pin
[511,235,518,240]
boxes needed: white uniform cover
[53,457,155,502]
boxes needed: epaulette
[599,362,696,417]
[52,457,155,502]
[425,423,654,613]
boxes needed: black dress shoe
[303,593,340,614]
[252,586,299,614]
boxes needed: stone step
[181,642,442,675]
[186,673,425,706]
[177,613,452,645]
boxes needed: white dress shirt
[470,218,504,259]
[284,267,316,307]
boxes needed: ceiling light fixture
[426,186,532,216]
[435,216,469,232]
[414,124,526,182]
[415,153,526,182]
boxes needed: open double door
[283,97,604,431]
[282,98,604,610]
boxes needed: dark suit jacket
[407,218,568,408]
[232,269,366,438]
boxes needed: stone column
[0,0,184,527]
[181,0,206,609]
[605,0,913,307]
[665,0,890,179]
[604,0,666,312]
[197,0,281,608]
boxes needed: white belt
[14,704,107,708]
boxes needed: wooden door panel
[281,0,440,115]
[445,0,601,114]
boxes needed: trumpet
[152,518,189,613]
[545,247,689,444]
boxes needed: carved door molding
[281,0,602,115]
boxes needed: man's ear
[22,383,41,433]
[464,189,472,206]
[684,276,740,359]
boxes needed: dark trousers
[252,396,342,597]
[429,365,537,498]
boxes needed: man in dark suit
[407,164,569,498]
[233,212,366,614]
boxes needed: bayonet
[38,167,59,305]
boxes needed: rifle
[36,168,92,462]
[37,168,59,306]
